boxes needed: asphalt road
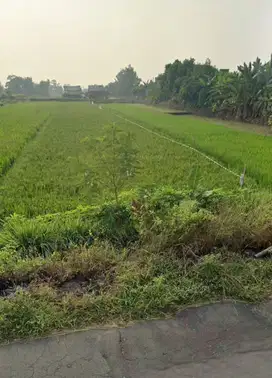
[1,301,272,377]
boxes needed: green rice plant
[0,102,239,217]
[0,103,49,176]
[0,213,92,258]
[108,104,272,188]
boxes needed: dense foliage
[106,57,272,124]
[1,186,272,342]
[107,65,141,98]
[153,57,272,124]
[2,76,63,98]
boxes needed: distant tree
[5,75,34,96]
[49,80,63,97]
[146,79,161,102]
[107,65,141,98]
[23,77,34,96]
[156,58,218,107]
[153,54,272,124]
[207,56,272,122]
[37,80,50,97]
[5,75,24,94]
[133,81,149,99]
[4,75,64,99]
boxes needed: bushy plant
[193,188,236,211]
[92,203,138,247]
[138,186,190,213]
[137,198,214,253]
[0,214,91,258]
[0,201,138,257]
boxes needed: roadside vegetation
[1,186,272,342]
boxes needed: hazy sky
[0,0,271,86]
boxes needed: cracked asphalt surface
[1,301,272,377]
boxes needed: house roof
[88,85,107,92]
[63,85,82,92]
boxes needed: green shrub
[92,203,138,247]
[0,187,272,258]
[139,199,213,253]
[193,188,236,211]
[0,242,118,285]
[137,187,272,253]
[141,186,190,212]
[190,254,272,301]
[0,202,138,257]
[207,192,272,251]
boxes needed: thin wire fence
[113,113,241,180]
[98,104,245,185]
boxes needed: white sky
[0,0,271,86]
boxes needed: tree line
[1,55,271,124]
[106,57,272,125]
[0,76,63,98]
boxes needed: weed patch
[0,248,272,342]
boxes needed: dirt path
[1,301,272,377]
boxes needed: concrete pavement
[1,301,272,377]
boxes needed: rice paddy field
[1,101,272,342]
[0,101,271,217]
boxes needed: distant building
[87,85,108,101]
[63,85,83,98]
